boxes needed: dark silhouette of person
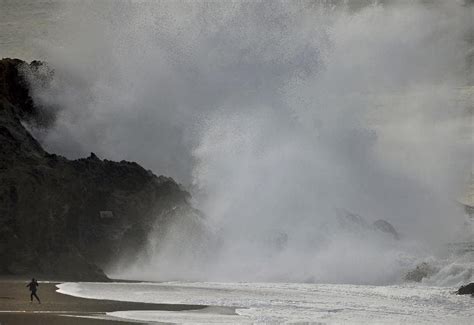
[26,278,41,303]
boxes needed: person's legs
[32,291,41,303]
[30,292,33,302]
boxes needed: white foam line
[62,314,145,323]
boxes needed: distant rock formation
[404,262,438,282]
[336,209,400,240]
[457,283,474,295]
[373,219,399,240]
[0,58,202,280]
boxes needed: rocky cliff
[0,58,200,280]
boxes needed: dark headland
[0,58,207,322]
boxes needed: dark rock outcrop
[457,283,474,295]
[404,262,437,282]
[0,58,53,126]
[0,58,200,280]
[336,209,400,240]
[373,219,399,240]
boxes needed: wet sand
[0,277,206,324]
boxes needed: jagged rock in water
[457,283,474,295]
[373,219,399,240]
[336,209,400,240]
[335,209,370,231]
[405,262,437,282]
[0,58,201,280]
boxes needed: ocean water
[57,281,474,324]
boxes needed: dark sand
[0,277,206,324]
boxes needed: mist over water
[24,1,473,284]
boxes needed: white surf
[57,281,474,324]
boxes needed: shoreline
[0,277,207,324]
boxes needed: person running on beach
[26,278,41,303]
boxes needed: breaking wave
[24,0,473,284]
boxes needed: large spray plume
[25,0,473,284]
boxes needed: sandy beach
[0,277,206,324]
